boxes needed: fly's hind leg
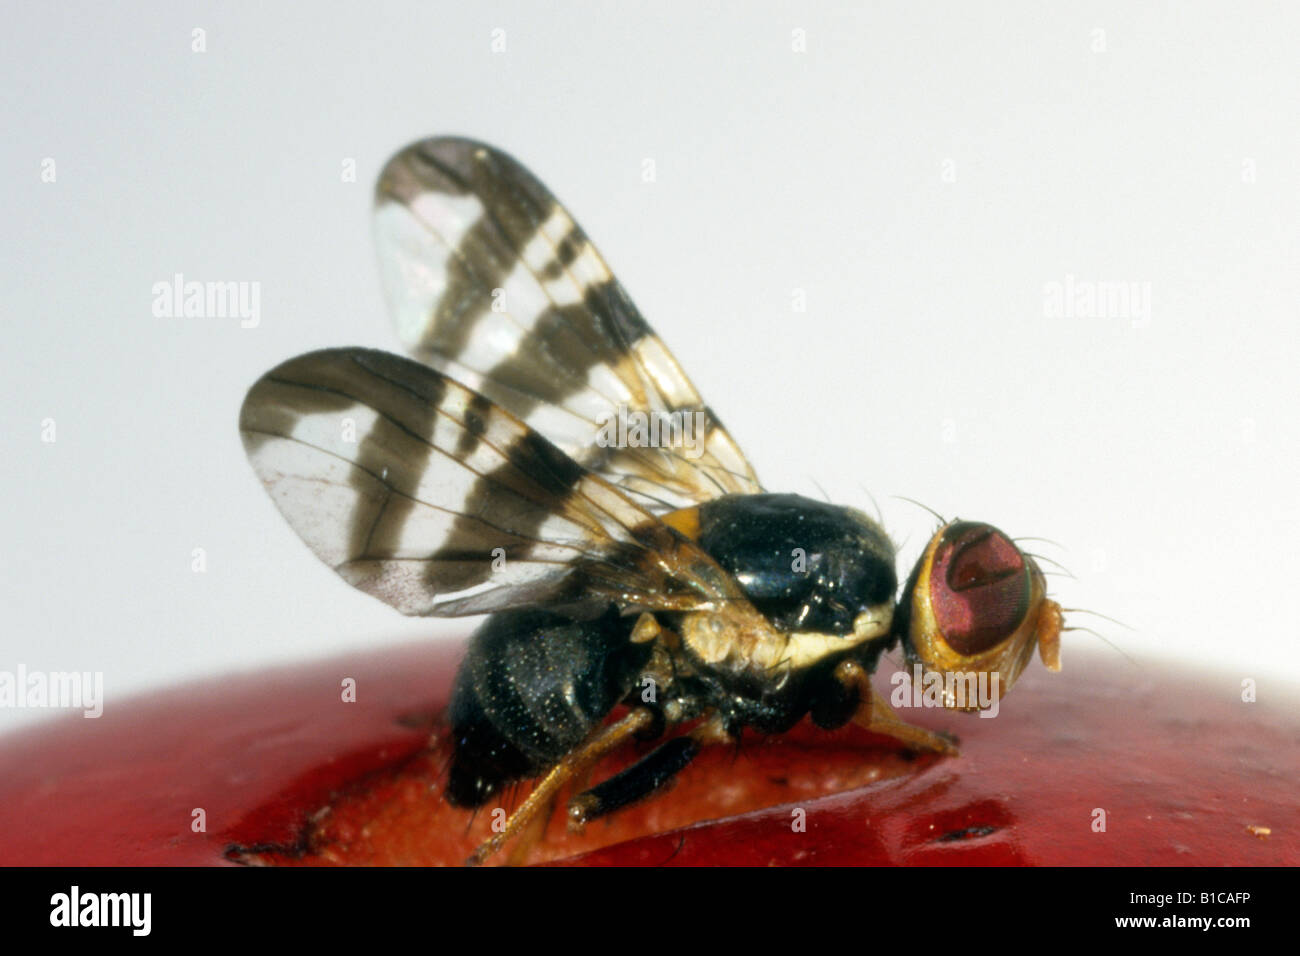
[466,707,655,866]
[567,737,699,831]
[834,660,959,756]
[567,715,728,831]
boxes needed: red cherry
[1,642,1296,866]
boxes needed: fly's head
[897,520,1062,712]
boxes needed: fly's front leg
[834,660,959,756]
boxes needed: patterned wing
[239,347,755,618]
[372,136,762,513]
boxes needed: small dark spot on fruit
[937,824,998,842]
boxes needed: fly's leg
[834,660,959,756]
[567,715,727,830]
[466,707,655,866]
[502,792,557,867]
[567,738,698,830]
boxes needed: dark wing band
[373,136,762,512]
[240,347,753,617]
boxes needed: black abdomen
[445,605,649,807]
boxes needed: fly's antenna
[1061,624,1140,668]
[892,495,947,525]
[1060,607,1135,631]
[1059,608,1140,668]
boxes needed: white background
[3,2,1298,732]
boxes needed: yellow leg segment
[835,660,959,756]
[466,708,655,866]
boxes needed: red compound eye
[928,522,1030,655]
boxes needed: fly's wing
[239,347,757,617]
[372,137,762,513]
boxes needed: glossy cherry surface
[0,642,1293,866]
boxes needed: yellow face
[901,521,1062,711]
